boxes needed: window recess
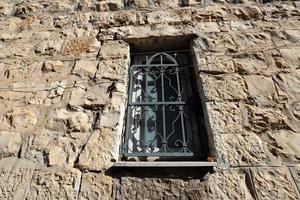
[118,37,216,166]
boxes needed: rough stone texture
[0,0,299,199]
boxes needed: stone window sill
[113,161,217,167]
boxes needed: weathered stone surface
[244,75,277,106]
[96,59,128,80]
[273,70,300,101]
[215,133,266,166]
[200,73,247,101]
[46,109,92,132]
[62,37,100,56]
[0,131,22,158]
[234,57,275,75]
[79,172,112,200]
[6,107,37,130]
[207,102,244,134]
[99,40,129,60]
[72,59,98,78]
[69,82,112,109]
[26,166,81,200]
[113,168,255,200]
[262,130,300,164]
[0,157,36,200]
[78,128,121,170]
[251,167,299,200]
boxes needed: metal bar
[129,101,186,106]
[161,54,167,153]
[131,64,178,68]
[114,161,217,167]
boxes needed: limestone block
[263,130,300,164]
[0,157,36,200]
[201,33,237,52]
[34,39,64,56]
[244,75,277,106]
[155,0,179,7]
[0,2,14,16]
[234,57,275,75]
[100,40,129,60]
[72,60,99,78]
[279,48,300,69]
[0,42,33,58]
[232,32,273,51]
[42,60,64,73]
[125,0,150,8]
[215,133,266,166]
[24,130,91,167]
[62,37,100,57]
[114,168,254,200]
[79,172,112,200]
[46,109,92,132]
[195,22,220,33]
[231,6,263,20]
[200,73,247,101]
[96,59,128,80]
[95,0,123,11]
[194,53,235,73]
[207,102,244,135]
[245,105,287,133]
[289,167,300,195]
[91,11,137,28]
[69,82,112,109]
[78,128,120,170]
[146,9,191,25]
[26,166,81,200]
[6,107,37,130]
[2,60,39,80]
[273,70,300,101]
[250,167,299,200]
[285,100,300,132]
[0,131,22,158]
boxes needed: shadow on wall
[106,167,214,180]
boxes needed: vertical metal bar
[161,54,167,153]
[123,68,134,155]
[175,64,188,153]
[142,57,149,153]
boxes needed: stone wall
[0,0,299,199]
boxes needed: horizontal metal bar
[113,161,217,167]
[131,64,178,67]
[124,152,194,157]
[129,101,186,106]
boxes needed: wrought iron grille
[122,52,201,158]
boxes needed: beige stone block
[26,166,81,200]
[279,48,300,69]
[263,130,300,164]
[6,107,37,130]
[285,100,300,132]
[273,70,300,100]
[95,0,123,11]
[72,59,98,78]
[234,57,275,75]
[0,131,22,158]
[42,60,64,73]
[250,167,299,200]
[245,105,287,133]
[215,133,266,166]
[100,40,129,60]
[62,37,100,57]
[207,102,244,134]
[244,75,277,106]
[69,83,111,109]
[200,73,247,101]
[46,109,92,132]
[0,157,36,200]
[96,59,128,80]
[147,9,191,25]
[79,172,112,200]
[78,128,120,170]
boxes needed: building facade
[0,0,299,199]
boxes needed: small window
[120,48,213,164]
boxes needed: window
[120,50,211,163]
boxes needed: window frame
[115,50,217,167]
